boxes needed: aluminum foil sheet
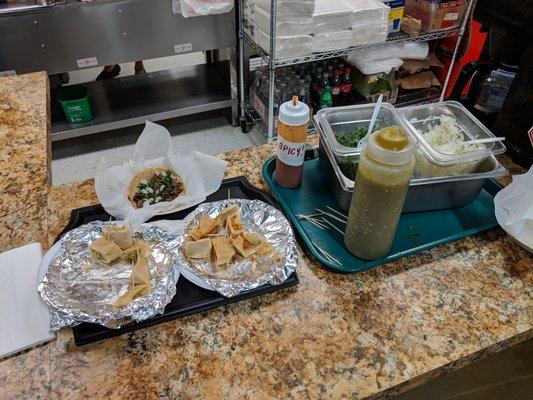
[176,199,298,297]
[38,221,181,330]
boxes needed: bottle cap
[278,96,310,127]
[367,126,415,165]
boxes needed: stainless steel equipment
[314,102,508,213]
[0,0,238,141]
[318,133,508,214]
[0,0,235,75]
[314,102,417,182]
[50,61,236,140]
[0,0,64,15]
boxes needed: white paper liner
[494,166,533,252]
[95,121,228,225]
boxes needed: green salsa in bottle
[344,126,415,260]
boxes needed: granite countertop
[0,72,50,252]
[1,73,532,400]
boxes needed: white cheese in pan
[423,115,482,155]
[415,115,485,178]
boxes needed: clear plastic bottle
[327,64,334,77]
[286,80,297,101]
[474,69,516,114]
[279,82,288,102]
[299,86,307,106]
[344,126,415,260]
[273,88,282,117]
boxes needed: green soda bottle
[319,84,333,109]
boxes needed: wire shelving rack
[238,0,476,140]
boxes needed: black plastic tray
[54,177,299,346]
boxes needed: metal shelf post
[238,0,247,128]
[440,0,477,101]
[267,0,278,140]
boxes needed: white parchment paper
[95,121,228,224]
[494,166,533,251]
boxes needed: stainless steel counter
[0,0,235,75]
[0,1,64,16]
[50,61,237,140]
[0,0,239,140]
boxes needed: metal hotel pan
[318,137,508,213]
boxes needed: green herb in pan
[337,155,359,181]
[334,126,381,180]
[336,128,367,148]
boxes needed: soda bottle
[320,72,329,90]
[319,85,333,109]
[299,86,307,107]
[316,72,328,104]
[331,70,341,107]
[297,78,310,109]
[327,64,334,79]
[316,65,323,79]
[290,79,298,97]
[311,66,323,108]
[340,67,352,106]
[298,78,306,93]
[273,88,282,116]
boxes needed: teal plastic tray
[262,156,503,273]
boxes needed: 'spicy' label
[276,135,306,167]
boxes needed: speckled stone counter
[0,72,50,252]
[0,74,532,399]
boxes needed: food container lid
[398,101,506,167]
[320,127,508,195]
[314,103,417,157]
[278,96,310,126]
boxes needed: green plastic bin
[58,86,93,123]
